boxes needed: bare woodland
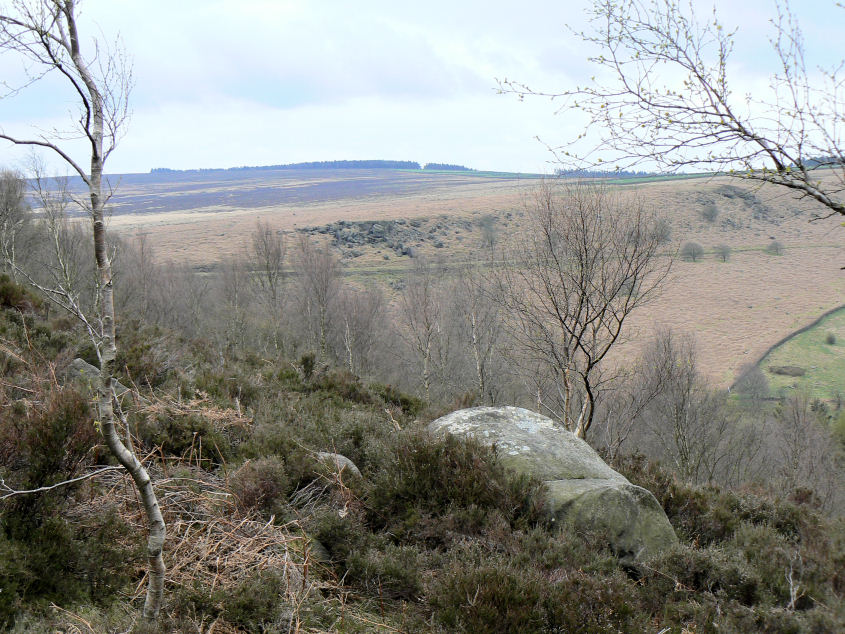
[1,0,844,628]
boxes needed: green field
[761,306,845,400]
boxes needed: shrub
[643,543,762,607]
[114,321,171,389]
[615,455,806,545]
[370,383,424,416]
[172,568,295,632]
[681,241,704,262]
[0,387,96,490]
[715,243,731,262]
[0,506,139,628]
[345,543,427,599]
[307,369,373,405]
[766,240,785,255]
[365,432,545,544]
[428,554,643,633]
[429,559,546,632]
[0,274,42,312]
[700,203,719,223]
[229,457,289,515]
[826,332,837,345]
[769,365,805,377]
[194,367,262,408]
[135,410,239,467]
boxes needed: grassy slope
[762,306,845,400]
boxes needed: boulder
[316,452,362,479]
[67,358,150,407]
[428,406,677,562]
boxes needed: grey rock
[428,406,624,482]
[428,406,677,562]
[544,479,678,562]
[316,452,362,479]
[68,358,150,407]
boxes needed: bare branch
[0,466,122,499]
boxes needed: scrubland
[2,169,844,631]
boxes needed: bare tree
[0,169,29,277]
[502,0,845,220]
[681,241,703,262]
[333,282,385,376]
[770,391,842,506]
[295,235,339,359]
[397,258,451,402]
[497,180,671,438]
[715,243,731,263]
[638,329,762,486]
[0,1,165,621]
[451,262,503,404]
[248,219,287,313]
[218,255,252,353]
[733,363,770,407]
[766,240,785,256]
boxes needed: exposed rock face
[428,406,677,562]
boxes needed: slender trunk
[87,99,165,620]
[470,312,485,402]
[422,341,431,403]
[344,317,354,373]
[319,305,327,360]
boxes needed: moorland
[103,166,845,387]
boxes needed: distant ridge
[151,160,424,174]
[555,168,657,179]
[423,163,474,171]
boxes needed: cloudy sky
[0,0,842,175]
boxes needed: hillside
[102,168,845,388]
[0,286,842,632]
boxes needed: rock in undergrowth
[428,406,678,562]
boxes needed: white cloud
[0,0,842,174]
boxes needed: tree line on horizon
[150,159,476,174]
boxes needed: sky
[0,0,843,175]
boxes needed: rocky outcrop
[428,406,677,562]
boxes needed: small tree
[397,258,450,402]
[248,219,287,313]
[734,363,769,407]
[295,235,339,359]
[681,241,703,262]
[766,240,785,256]
[640,330,760,485]
[0,170,29,278]
[497,180,671,438]
[715,243,731,263]
[0,1,165,621]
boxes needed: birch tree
[0,1,165,621]
[0,170,29,277]
[502,0,845,221]
[497,181,670,438]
